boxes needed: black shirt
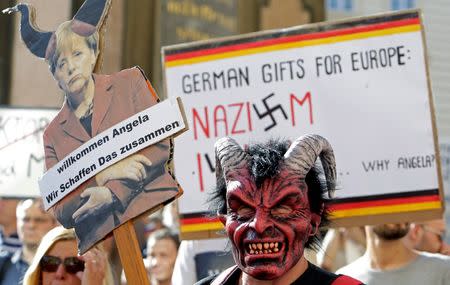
[195,262,362,285]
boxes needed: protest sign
[4,1,189,283]
[163,10,443,238]
[39,97,186,210]
[0,107,57,197]
[4,10,189,285]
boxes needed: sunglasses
[40,255,85,274]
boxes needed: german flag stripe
[165,18,420,67]
[180,216,220,225]
[329,194,439,211]
[180,221,223,232]
[330,201,441,219]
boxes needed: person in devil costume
[197,135,364,285]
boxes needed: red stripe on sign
[165,18,419,62]
[329,194,439,211]
[197,153,204,192]
[181,216,220,225]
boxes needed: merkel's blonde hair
[49,21,99,74]
[22,226,114,285]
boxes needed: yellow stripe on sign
[329,201,441,219]
[165,25,420,68]
[180,222,224,233]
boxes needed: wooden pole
[113,220,150,285]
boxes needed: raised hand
[76,248,108,285]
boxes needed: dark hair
[209,138,330,250]
[147,228,180,250]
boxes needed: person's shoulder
[413,252,450,279]
[43,104,70,136]
[333,274,365,285]
[418,251,450,260]
[112,66,147,82]
[303,262,365,284]
[416,251,450,268]
[44,116,60,136]
[195,266,239,285]
[0,250,12,268]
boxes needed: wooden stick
[113,220,150,285]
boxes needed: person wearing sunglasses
[22,226,114,285]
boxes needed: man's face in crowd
[147,238,178,284]
[17,200,57,247]
[0,197,20,232]
[372,223,410,240]
[416,219,447,254]
[220,169,320,280]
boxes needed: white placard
[39,98,185,209]
[0,108,57,197]
[163,11,440,219]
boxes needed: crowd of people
[0,196,230,285]
[1,138,450,285]
[1,1,449,284]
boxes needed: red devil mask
[215,135,336,280]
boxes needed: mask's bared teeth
[248,242,283,255]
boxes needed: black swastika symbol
[252,93,287,131]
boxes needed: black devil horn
[73,0,111,29]
[2,3,53,59]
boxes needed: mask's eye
[73,51,82,57]
[237,206,254,219]
[271,205,293,216]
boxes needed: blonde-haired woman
[23,226,114,285]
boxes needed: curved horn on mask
[284,134,336,198]
[72,0,111,34]
[215,137,249,182]
[2,3,53,59]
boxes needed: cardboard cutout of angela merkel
[4,0,184,253]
